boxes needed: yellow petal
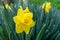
[19,6,23,9]
[29,20,35,27]
[17,6,23,15]
[13,16,20,25]
[5,3,11,10]
[22,25,31,34]
[16,24,23,33]
[45,2,51,13]
[13,16,25,25]
[42,3,45,9]
[17,6,24,18]
[24,12,33,19]
[5,3,9,9]
[24,7,30,13]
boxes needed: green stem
[26,34,30,40]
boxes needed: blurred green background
[0,0,60,40]
[28,0,60,11]
[0,0,60,10]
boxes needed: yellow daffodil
[13,6,35,34]
[5,3,11,10]
[42,2,51,13]
[42,3,45,9]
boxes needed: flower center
[24,18,30,24]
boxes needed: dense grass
[28,0,60,11]
[0,0,60,11]
[0,0,60,40]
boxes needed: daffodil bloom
[5,3,11,10]
[13,6,35,34]
[42,3,45,9]
[42,2,51,13]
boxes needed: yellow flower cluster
[42,2,51,13]
[13,6,35,34]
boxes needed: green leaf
[36,24,46,40]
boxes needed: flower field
[0,0,60,40]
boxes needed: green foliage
[28,0,60,11]
[0,0,60,40]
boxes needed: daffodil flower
[5,3,12,10]
[13,6,35,34]
[42,2,51,13]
